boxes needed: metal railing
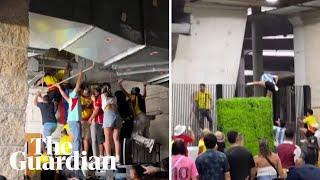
[172,83,309,145]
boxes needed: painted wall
[172,5,247,84]
[291,11,320,116]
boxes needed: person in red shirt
[88,86,105,157]
[172,125,195,145]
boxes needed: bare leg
[83,138,89,154]
[103,128,112,156]
[98,144,104,156]
[246,81,266,88]
[113,128,121,162]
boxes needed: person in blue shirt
[55,69,82,155]
[246,73,279,97]
[195,133,230,180]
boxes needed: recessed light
[266,0,278,3]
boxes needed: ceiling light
[266,0,278,3]
[247,50,294,57]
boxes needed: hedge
[216,97,274,155]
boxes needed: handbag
[264,156,284,180]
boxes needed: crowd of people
[34,65,155,166]
[172,108,320,180]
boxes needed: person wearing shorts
[246,73,279,97]
[55,70,82,156]
[34,92,57,144]
[88,87,105,157]
[80,88,93,154]
[101,84,122,163]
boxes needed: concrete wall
[172,5,247,84]
[291,11,320,116]
[0,0,29,179]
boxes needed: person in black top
[225,131,255,180]
[34,91,57,139]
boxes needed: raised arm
[142,82,147,98]
[118,79,131,97]
[36,78,44,86]
[188,126,196,142]
[55,84,70,102]
[33,91,41,106]
[74,69,82,93]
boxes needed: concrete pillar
[236,53,245,97]
[251,7,264,96]
[0,0,29,179]
[290,11,320,116]
[290,16,306,86]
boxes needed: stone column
[251,7,264,97]
[0,0,29,179]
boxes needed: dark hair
[259,139,271,157]
[204,133,217,149]
[135,87,140,94]
[227,131,238,144]
[172,140,187,156]
[131,87,140,95]
[217,142,226,152]
[43,95,49,102]
[0,175,7,180]
[306,108,313,115]
[93,87,101,94]
[102,84,112,97]
[132,165,145,178]
[200,83,205,87]
[285,128,295,140]
[279,120,286,128]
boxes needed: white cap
[174,125,186,136]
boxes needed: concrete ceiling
[172,0,315,86]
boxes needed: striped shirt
[260,73,276,84]
[273,126,286,147]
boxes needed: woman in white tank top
[101,85,122,163]
[254,139,284,180]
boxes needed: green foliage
[216,97,274,155]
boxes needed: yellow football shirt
[195,91,212,109]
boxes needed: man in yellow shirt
[299,108,318,137]
[194,83,213,131]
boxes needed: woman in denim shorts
[101,84,122,163]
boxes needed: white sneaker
[148,139,155,153]
[274,85,279,91]
[300,139,307,143]
[115,155,120,164]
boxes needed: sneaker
[147,139,155,153]
[300,139,307,143]
[115,155,120,164]
[274,85,279,91]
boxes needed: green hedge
[216,97,274,155]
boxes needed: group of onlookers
[172,110,320,180]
